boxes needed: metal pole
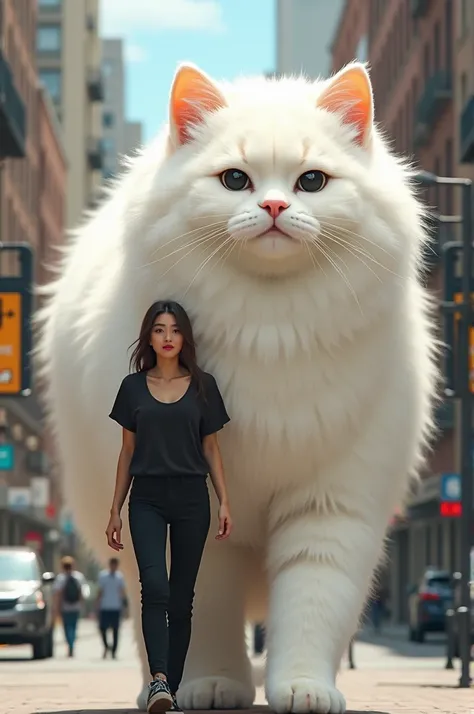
[348,637,355,669]
[458,180,473,688]
[445,608,455,669]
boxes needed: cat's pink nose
[259,198,289,219]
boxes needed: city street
[0,619,472,714]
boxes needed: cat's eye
[296,171,328,192]
[220,169,251,191]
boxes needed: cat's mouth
[254,227,294,241]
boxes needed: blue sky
[101,0,275,143]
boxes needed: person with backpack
[53,555,88,657]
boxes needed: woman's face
[150,312,184,360]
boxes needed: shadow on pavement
[37,710,390,714]
[355,624,447,659]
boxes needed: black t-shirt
[108,370,230,479]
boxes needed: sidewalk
[2,619,472,713]
[338,665,473,713]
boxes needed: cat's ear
[317,63,373,148]
[169,63,227,147]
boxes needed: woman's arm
[110,429,135,514]
[106,429,135,550]
[203,433,232,539]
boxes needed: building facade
[37,0,103,229]
[277,0,346,78]
[331,0,468,624]
[102,38,142,180]
[0,0,67,569]
[123,120,142,158]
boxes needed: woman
[105,300,232,714]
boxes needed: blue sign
[0,444,14,470]
[440,473,461,501]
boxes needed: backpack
[63,574,81,604]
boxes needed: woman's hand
[216,502,232,540]
[106,512,124,551]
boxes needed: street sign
[453,292,474,393]
[7,487,31,510]
[440,473,462,518]
[0,244,34,397]
[442,242,474,394]
[0,293,22,393]
[440,501,462,517]
[0,444,14,470]
[440,472,461,501]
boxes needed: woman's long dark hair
[129,300,205,396]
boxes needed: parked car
[0,546,55,659]
[407,567,453,642]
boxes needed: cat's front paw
[266,677,346,714]
[177,676,255,709]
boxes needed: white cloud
[125,44,147,63]
[101,0,225,35]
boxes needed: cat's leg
[265,478,391,714]
[177,542,255,710]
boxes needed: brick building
[0,0,66,569]
[331,0,467,625]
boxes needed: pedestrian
[105,300,233,714]
[53,555,88,657]
[97,557,127,659]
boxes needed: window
[461,72,468,104]
[102,60,115,77]
[103,111,115,128]
[40,69,61,102]
[102,137,115,154]
[423,42,430,81]
[434,22,440,72]
[38,0,62,7]
[37,25,61,52]
[461,0,468,36]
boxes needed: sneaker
[168,695,182,712]
[147,678,173,714]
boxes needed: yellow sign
[453,292,474,394]
[0,293,22,394]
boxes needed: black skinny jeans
[128,476,210,693]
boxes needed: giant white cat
[36,62,437,714]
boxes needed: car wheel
[32,632,50,660]
[408,626,416,641]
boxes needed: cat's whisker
[322,229,405,282]
[153,231,228,280]
[141,227,228,268]
[184,236,234,295]
[310,236,363,316]
[320,229,383,284]
[207,236,238,279]
[303,238,324,277]
[321,221,394,259]
[150,219,231,257]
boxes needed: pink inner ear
[317,68,372,146]
[171,67,226,145]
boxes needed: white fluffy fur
[36,62,437,714]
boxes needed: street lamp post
[415,170,473,688]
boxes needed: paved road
[0,619,472,713]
